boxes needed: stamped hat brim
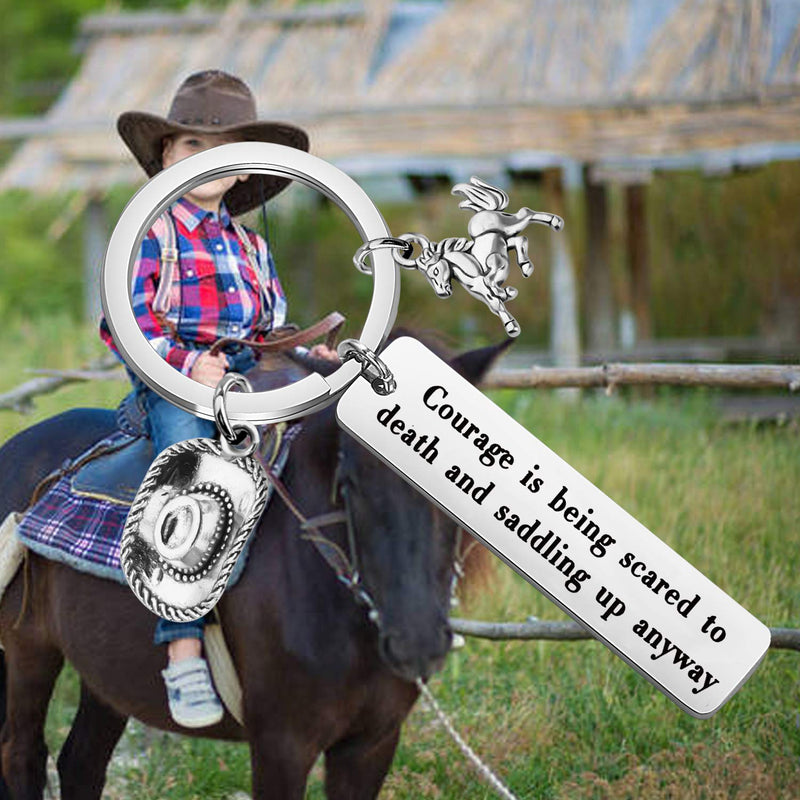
[117,111,310,216]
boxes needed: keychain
[102,142,769,719]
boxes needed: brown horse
[0,338,504,800]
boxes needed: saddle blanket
[16,427,295,586]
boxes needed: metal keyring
[102,142,400,424]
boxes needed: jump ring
[213,373,251,444]
[219,421,260,460]
[353,237,414,275]
[394,233,431,268]
[337,339,396,395]
[213,373,261,459]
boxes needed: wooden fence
[2,355,798,653]
[1,359,798,413]
[483,363,800,392]
[450,618,800,652]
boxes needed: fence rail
[450,618,800,652]
[0,360,123,412]
[1,360,799,412]
[483,363,800,391]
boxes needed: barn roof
[3,0,800,193]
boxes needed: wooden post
[544,168,581,401]
[83,193,107,323]
[583,166,616,354]
[626,184,651,342]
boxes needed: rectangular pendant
[336,337,769,718]
[121,437,269,622]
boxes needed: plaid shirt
[100,197,286,375]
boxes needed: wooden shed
[2,0,800,358]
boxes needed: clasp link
[337,339,396,396]
[353,237,413,274]
[213,373,261,459]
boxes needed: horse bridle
[261,441,471,643]
[259,449,385,631]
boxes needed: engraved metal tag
[336,337,770,718]
[121,438,269,622]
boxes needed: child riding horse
[100,70,338,727]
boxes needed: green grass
[4,322,796,798]
[0,314,128,441]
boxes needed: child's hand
[309,344,340,362]
[190,352,230,387]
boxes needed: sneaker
[161,656,224,728]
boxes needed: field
[1,321,797,798]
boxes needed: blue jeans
[133,347,256,454]
[131,346,257,645]
[153,618,207,645]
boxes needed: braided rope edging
[121,438,269,622]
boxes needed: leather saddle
[70,313,344,506]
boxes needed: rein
[259,460,384,630]
[260,449,476,635]
[210,311,345,357]
[212,307,381,619]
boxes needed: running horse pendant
[386,177,564,337]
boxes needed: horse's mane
[451,176,509,213]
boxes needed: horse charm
[357,177,564,337]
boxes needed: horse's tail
[451,176,509,213]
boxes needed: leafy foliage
[0,0,193,116]
[0,191,85,319]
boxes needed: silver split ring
[337,339,396,396]
[102,142,400,424]
[353,237,413,274]
[213,373,260,459]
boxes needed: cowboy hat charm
[121,376,269,622]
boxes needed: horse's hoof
[504,320,521,337]
[505,287,518,300]
[521,262,534,278]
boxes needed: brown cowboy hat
[117,70,309,216]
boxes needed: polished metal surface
[336,337,770,717]
[212,373,251,445]
[212,372,260,459]
[102,142,399,423]
[353,237,412,274]
[338,338,396,396]
[121,436,269,621]
[359,176,564,338]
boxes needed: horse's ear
[449,340,513,386]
